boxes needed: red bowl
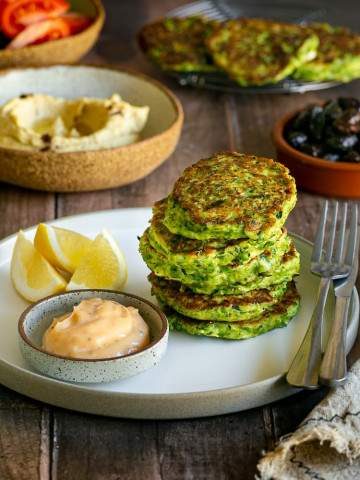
[273,110,360,198]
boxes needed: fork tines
[168,0,228,20]
[312,200,358,277]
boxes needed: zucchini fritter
[294,23,360,82]
[148,198,284,269]
[164,283,301,340]
[164,152,297,241]
[206,18,319,86]
[150,273,291,322]
[140,230,300,295]
[138,16,218,72]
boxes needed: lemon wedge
[34,223,92,274]
[11,231,67,302]
[67,230,128,291]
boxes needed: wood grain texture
[0,183,54,238]
[0,182,54,479]
[156,412,268,480]
[0,406,50,480]
[52,409,268,480]
[0,0,360,479]
[52,411,160,480]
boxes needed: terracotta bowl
[0,65,183,192]
[273,110,360,199]
[0,0,105,68]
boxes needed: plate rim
[0,207,358,418]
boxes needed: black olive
[287,131,308,148]
[323,152,341,162]
[308,105,325,141]
[326,132,358,151]
[291,108,311,131]
[334,108,360,134]
[323,100,343,122]
[285,99,360,160]
[338,97,360,110]
[284,120,294,138]
[299,143,323,157]
[341,150,360,163]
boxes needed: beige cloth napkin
[257,358,360,480]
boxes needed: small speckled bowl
[18,290,169,384]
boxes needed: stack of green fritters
[139,152,301,340]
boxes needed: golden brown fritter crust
[164,283,300,339]
[294,23,360,82]
[149,272,291,310]
[172,152,296,232]
[138,16,218,72]
[152,198,248,253]
[206,18,318,85]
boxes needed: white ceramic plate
[0,208,358,419]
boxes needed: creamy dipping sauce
[42,298,150,359]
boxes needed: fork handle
[286,277,331,389]
[319,296,350,386]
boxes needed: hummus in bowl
[0,93,149,152]
[0,65,183,192]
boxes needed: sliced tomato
[6,16,70,48]
[0,0,70,38]
[60,12,92,34]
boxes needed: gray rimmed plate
[0,208,358,419]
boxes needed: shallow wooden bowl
[273,109,360,199]
[0,65,183,192]
[0,0,105,68]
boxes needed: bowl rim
[18,289,169,363]
[273,106,360,171]
[0,0,105,57]
[0,63,184,155]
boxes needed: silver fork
[320,204,359,386]
[286,200,353,389]
[168,0,327,23]
[168,0,227,20]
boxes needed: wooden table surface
[1,1,360,478]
